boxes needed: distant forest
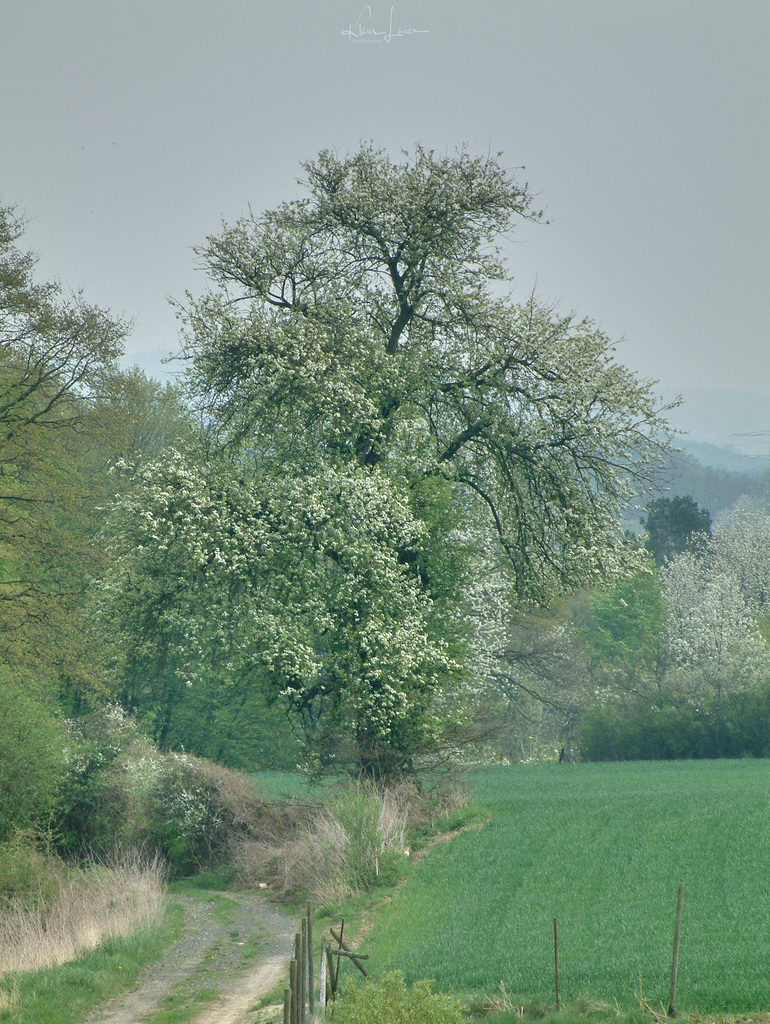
[648,451,770,524]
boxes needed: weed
[329,971,465,1024]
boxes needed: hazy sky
[2,1,769,406]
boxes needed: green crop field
[361,761,770,1014]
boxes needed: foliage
[100,144,674,779]
[641,495,711,566]
[0,204,129,700]
[579,568,665,676]
[331,972,465,1024]
[52,705,271,874]
[557,500,770,763]
[139,675,303,770]
[476,605,591,764]
[362,761,770,1012]
[708,499,770,612]
[660,505,770,701]
[568,567,668,720]
[0,672,66,842]
[0,834,64,907]
[90,365,195,470]
[577,683,770,760]
[99,455,462,774]
[0,204,125,473]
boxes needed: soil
[79,893,296,1024]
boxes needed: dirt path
[79,893,296,1024]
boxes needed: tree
[660,505,770,701]
[642,495,711,566]
[0,204,126,460]
[102,145,675,778]
[0,670,66,842]
[577,567,667,693]
[707,499,770,615]
[0,204,130,698]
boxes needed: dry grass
[232,809,352,904]
[377,783,410,850]
[0,852,166,976]
[232,782,413,904]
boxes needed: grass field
[360,760,770,1014]
[250,770,337,802]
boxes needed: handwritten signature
[342,5,429,42]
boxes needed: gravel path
[79,894,296,1024]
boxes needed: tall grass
[361,760,770,1014]
[0,900,183,1024]
[233,781,412,904]
[0,852,166,976]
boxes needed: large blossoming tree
[101,145,674,778]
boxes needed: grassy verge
[0,900,183,1024]
[0,880,268,1024]
[0,852,167,976]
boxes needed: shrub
[577,684,770,761]
[0,833,64,907]
[54,704,142,856]
[144,752,227,874]
[0,673,66,842]
[331,784,382,890]
[330,972,465,1024]
[54,705,275,874]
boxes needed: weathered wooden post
[326,944,337,1001]
[554,918,560,1011]
[301,921,309,1024]
[307,902,314,1018]
[318,934,328,1018]
[668,883,685,1017]
[295,933,303,1024]
[289,959,298,1024]
[329,926,370,978]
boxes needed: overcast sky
[2,1,769,416]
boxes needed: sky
[2,0,769,431]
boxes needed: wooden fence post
[285,906,319,1024]
[329,926,370,978]
[319,935,328,1018]
[307,902,315,1018]
[326,945,337,1001]
[554,918,560,1011]
[289,959,298,1024]
[300,920,308,1024]
[668,883,685,1017]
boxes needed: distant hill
[659,387,770,474]
[625,389,770,527]
[653,452,770,523]
[678,440,769,476]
